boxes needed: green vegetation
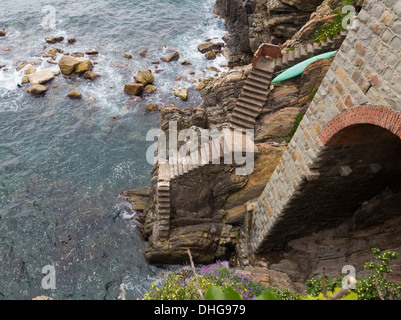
[284,113,304,143]
[142,248,401,300]
[311,0,354,45]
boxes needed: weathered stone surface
[124,82,144,95]
[75,60,93,73]
[45,36,64,44]
[198,42,224,53]
[67,90,83,99]
[85,48,99,55]
[145,103,158,113]
[143,84,157,94]
[83,71,100,80]
[134,69,154,85]
[23,64,36,75]
[256,107,302,142]
[27,84,47,95]
[28,69,55,85]
[224,205,246,225]
[145,223,238,264]
[58,56,80,75]
[205,50,217,60]
[121,186,150,211]
[161,51,180,62]
[174,88,188,101]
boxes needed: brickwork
[251,0,401,254]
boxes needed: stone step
[157,208,170,215]
[238,96,265,108]
[236,100,263,114]
[241,91,267,104]
[158,202,170,209]
[247,74,271,86]
[157,197,170,204]
[230,117,254,130]
[245,79,270,91]
[250,69,272,82]
[294,47,301,60]
[231,112,256,125]
[288,50,295,65]
[275,56,283,69]
[234,104,260,118]
[282,54,289,68]
[300,45,308,58]
[158,163,170,181]
[255,57,275,73]
[307,43,314,57]
[242,84,268,97]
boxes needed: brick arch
[319,106,401,146]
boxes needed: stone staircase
[153,129,256,240]
[230,30,349,131]
[152,31,349,241]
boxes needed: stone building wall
[251,0,401,253]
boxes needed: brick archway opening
[258,106,401,252]
[255,106,401,282]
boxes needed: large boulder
[28,69,55,85]
[134,69,154,85]
[58,56,80,75]
[124,82,144,96]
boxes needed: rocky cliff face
[214,0,325,66]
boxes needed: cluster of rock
[18,35,101,98]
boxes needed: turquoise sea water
[0,0,227,299]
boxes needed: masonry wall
[250,0,401,254]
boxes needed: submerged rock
[85,48,99,55]
[45,36,64,44]
[27,84,47,95]
[124,52,132,59]
[83,71,100,80]
[67,90,83,99]
[145,103,158,113]
[124,82,144,96]
[160,51,180,62]
[68,38,77,44]
[0,29,6,37]
[139,49,148,57]
[58,56,80,75]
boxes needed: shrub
[200,261,265,300]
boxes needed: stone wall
[251,0,401,254]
